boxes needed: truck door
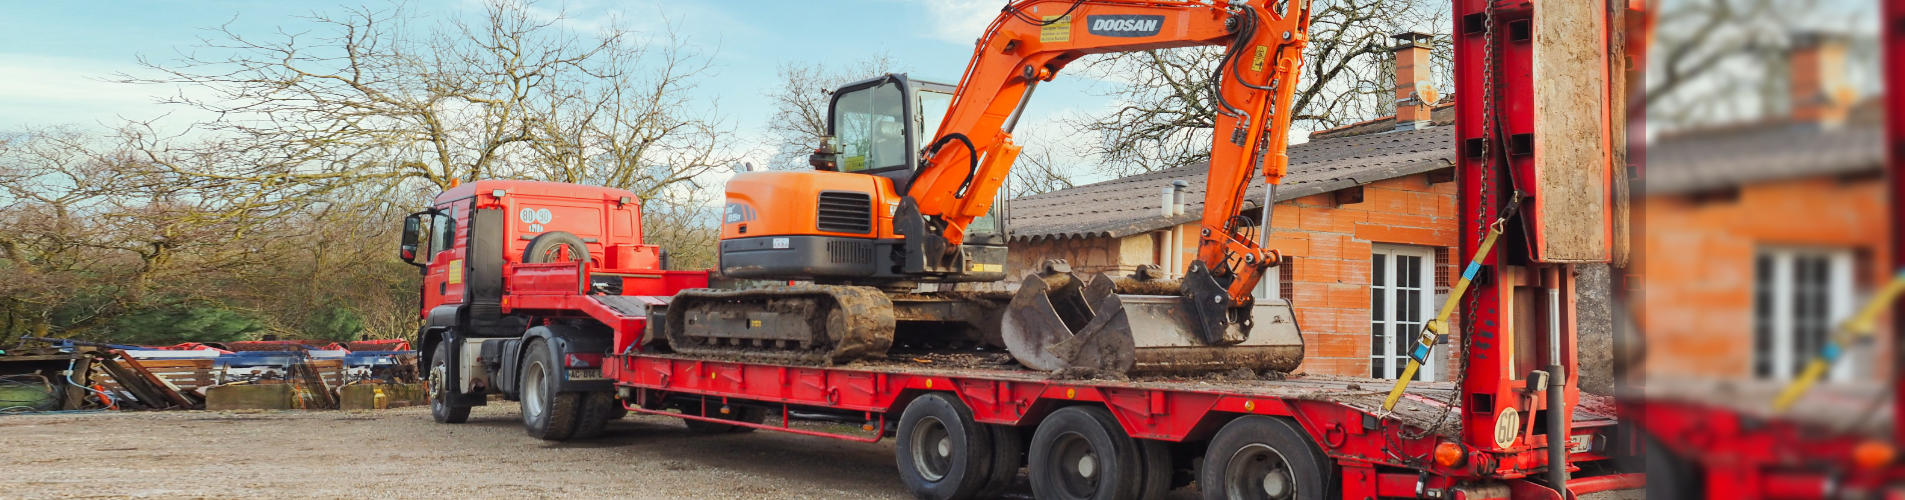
[422,202,467,307]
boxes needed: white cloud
[919,0,1001,45]
[0,53,208,131]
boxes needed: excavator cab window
[830,79,910,173]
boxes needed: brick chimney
[1789,31,1855,124]
[1392,31,1439,130]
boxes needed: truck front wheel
[429,341,471,424]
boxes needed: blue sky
[0,0,1120,173]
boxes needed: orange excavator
[666,0,1313,374]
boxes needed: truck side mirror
[400,212,427,266]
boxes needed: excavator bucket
[1002,270,1138,373]
[1001,262,1306,375]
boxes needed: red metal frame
[1453,0,1583,457]
[1885,0,1904,453]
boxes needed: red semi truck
[398,177,1640,499]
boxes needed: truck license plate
[1567,435,1594,454]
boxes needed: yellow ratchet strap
[1772,268,1905,411]
[1383,218,1508,412]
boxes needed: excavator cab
[720,74,1006,284]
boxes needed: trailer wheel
[975,424,1024,498]
[894,393,994,500]
[1199,416,1330,500]
[1135,438,1174,499]
[428,341,470,424]
[520,339,581,440]
[1028,406,1145,500]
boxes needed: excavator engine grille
[816,191,873,234]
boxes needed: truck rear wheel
[1199,416,1330,500]
[1028,406,1145,500]
[429,341,470,424]
[895,393,994,500]
[520,339,582,440]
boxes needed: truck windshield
[832,81,908,172]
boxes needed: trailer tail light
[565,353,604,368]
[1433,441,1467,468]
[1852,440,1896,470]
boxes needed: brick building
[1641,33,1891,383]
[1003,34,1473,379]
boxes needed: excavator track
[662,285,896,364]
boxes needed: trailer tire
[520,339,581,440]
[894,393,995,500]
[429,341,470,424]
[974,424,1024,498]
[1198,416,1330,500]
[1028,406,1145,500]
[1135,438,1173,500]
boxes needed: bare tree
[119,1,738,199]
[1070,0,1451,175]
[1644,0,1877,129]
[762,54,896,170]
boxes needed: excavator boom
[909,0,1310,305]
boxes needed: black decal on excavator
[1086,15,1164,37]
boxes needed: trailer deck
[607,348,1629,494]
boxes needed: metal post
[1547,267,1569,493]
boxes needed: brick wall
[1269,175,1461,377]
[1642,176,1893,381]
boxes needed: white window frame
[1753,247,1855,381]
[1372,244,1437,381]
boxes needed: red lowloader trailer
[399,0,1646,497]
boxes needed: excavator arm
[905,0,1312,342]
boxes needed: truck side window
[429,206,458,261]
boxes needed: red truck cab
[399,179,707,439]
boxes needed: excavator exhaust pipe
[1001,261,1306,375]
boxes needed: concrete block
[204,384,295,410]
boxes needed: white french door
[1372,244,1436,381]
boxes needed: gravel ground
[0,405,910,499]
[0,405,1642,499]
